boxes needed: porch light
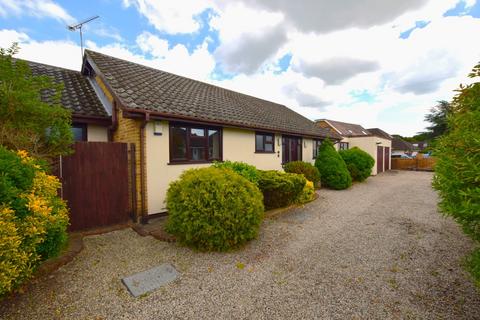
[304,140,307,148]
[277,137,281,146]
[154,121,163,136]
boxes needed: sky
[1,0,480,136]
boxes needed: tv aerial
[67,15,100,60]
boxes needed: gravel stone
[1,171,479,319]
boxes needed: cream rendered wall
[146,122,289,214]
[302,138,315,165]
[222,128,283,170]
[87,125,109,142]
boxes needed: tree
[0,43,73,158]
[424,100,453,139]
[433,62,480,286]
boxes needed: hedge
[212,160,259,185]
[257,170,306,209]
[339,147,375,182]
[165,167,264,251]
[283,161,321,187]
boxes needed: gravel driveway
[1,171,479,319]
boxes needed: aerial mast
[67,15,100,60]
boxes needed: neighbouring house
[391,137,414,157]
[76,50,341,220]
[412,141,429,151]
[26,60,111,141]
[315,119,392,175]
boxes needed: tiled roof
[367,128,393,140]
[24,59,109,118]
[84,50,340,138]
[392,137,414,151]
[320,119,371,137]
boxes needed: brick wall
[113,109,146,219]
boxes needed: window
[339,142,349,150]
[313,139,323,159]
[169,123,222,163]
[71,123,87,141]
[255,132,275,153]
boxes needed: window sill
[254,151,276,154]
[168,160,219,165]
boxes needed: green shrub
[339,147,375,182]
[283,161,321,187]
[296,180,315,204]
[0,147,69,296]
[433,62,480,287]
[466,248,480,287]
[314,139,352,190]
[212,160,259,184]
[165,167,264,251]
[433,64,480,243]
[257,170,306,210]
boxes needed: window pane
[208,130,220,160]
[71,126,85,141]
[190,128,205,137]
[190,147,206,160]
[265,134,273,143]
[265,143,273,152]
[256,134,264,151]
[171,126,187,159]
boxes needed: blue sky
[1,0,479,136]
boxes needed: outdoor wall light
[154,121,163,136]
[376,141,382,145]
[277,137,281,146]
[304,140,307,148]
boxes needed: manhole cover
[122,263,179,297]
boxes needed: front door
[384,147,390,171]
[282,136,302,164]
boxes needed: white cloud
[0,0,74,23]
[122,0,212,34]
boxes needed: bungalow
[71,50,341,220]
[315,119,392,175]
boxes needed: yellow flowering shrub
[0,147,69,296]
[296,180,315,204]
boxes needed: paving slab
[122,263,179,297]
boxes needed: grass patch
[465,248,480,288]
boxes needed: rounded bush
[283,161,321,187]
[212,160,259,184]
[314,139,352,190]
[257,170,306,209]
[339,147,375,182]
[0,147,69,296]
[165,167,264,251]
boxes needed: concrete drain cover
[122,263,179,297]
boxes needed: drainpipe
[139,112,150,224]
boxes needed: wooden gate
[384,147,390,171]
[59,142,132,231]
[377,146,384,173]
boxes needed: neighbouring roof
[83,50,340,139]
[24,59,109,119]
[367,128,393,140]
[318,119,371,137]
[392,137,414,151]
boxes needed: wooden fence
[391,157,436,171]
